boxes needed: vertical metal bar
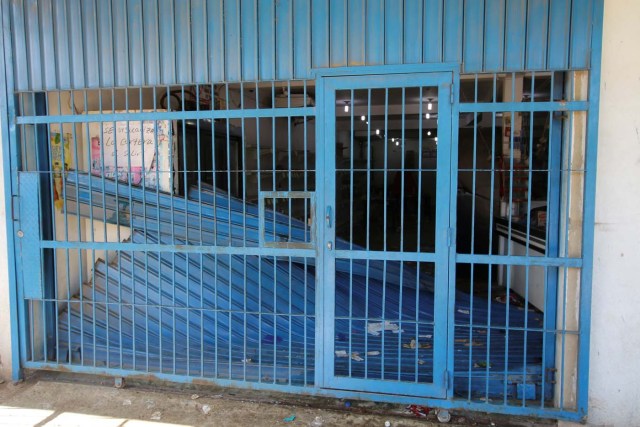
[365,87,371,380]
[397,87,406,380]
[348,89,354,378]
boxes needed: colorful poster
[85,113,173,192]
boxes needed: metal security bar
[16,81,317,387]
[453,71,591,417]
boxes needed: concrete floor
[0,372,553,427]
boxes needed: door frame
[313,64,460,398]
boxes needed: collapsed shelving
[56,173,549,400]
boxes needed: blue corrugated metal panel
[38,0,56,89]
[569,0,593,69]
[547,0,571,70]
[192,0,210,83]
[403,0,422,64]
[443,0,463,64]
[384,0,403,65]
[525,0,549,70]
[275,0,293,79]
[128,0,145,86]
[81,0,100,88]
[56,174,548,398]
[293,0,311,78]
[24,0,42,90]
[240,0,257,81]
[208,0,225,82]
[11,2,31,90]
[97,0,114,87]
[329,0,346,68]
[423,0,443,64]
[365,0,384,65]
[483,0,505,72]
[347,0,365,66]
[463,0,484,73]
[143,0,160,85]
[224,0,241,82]
[8,1,599,90]
[175,0,193,83]
[158,0,176,84]
[112,0,130,87]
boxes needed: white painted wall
[0,114,12,380]
[587,0,640,425]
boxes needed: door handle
[325,206,332,228]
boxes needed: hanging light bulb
[428,102,433,110]
[344,102,349,113]
[426,113,431,119]
[361,115,365,121]
[375,129,380,135]
[435,137,438,142]
[427,130,431,136]
[395,140,400,146]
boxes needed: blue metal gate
[2,0,604,421]
[319,71,452,398]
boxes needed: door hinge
[447,227,454,247]
[450,88,454,105]
[11,195,19,221]
[444,370,452,389]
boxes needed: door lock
[326,241,333,251]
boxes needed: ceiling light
[395,140,400,146]
[426,113,431,119]
[344,102,349,113]
[427,130,431,136]
[435,137,438,142]
[428,102,433,110]
[361,115,365,121]
[375,129,380,135]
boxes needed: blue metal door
[320,73,453,397]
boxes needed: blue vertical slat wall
[81,0,100,88]
[526,0,550,70]
[8,0,599,90]
[483,0,505,72]
[463,0,484,72]
[422,0,443,64]
[504,0,527,71]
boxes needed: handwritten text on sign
[87,116,172,191]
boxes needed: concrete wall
[587,0,640,425]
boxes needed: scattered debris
[201,404,212,415]
[403,339,432,349]
[384,421,391,427]
[210,394,223,399]
[474,361,492,368]
[150,411,162,420]
[367,350,380,356]
[344,401,351,408]
[145,400,156,409]
[367,321,403,336]
[283,414,296,422]
[406,404,431,417]
[351,352,364,362]
[191,394,200,400]
[243,358,253,363]
[309,416,324,426]
[122,399,132,406]
[403,339,417,349]
[335,350,348,358]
